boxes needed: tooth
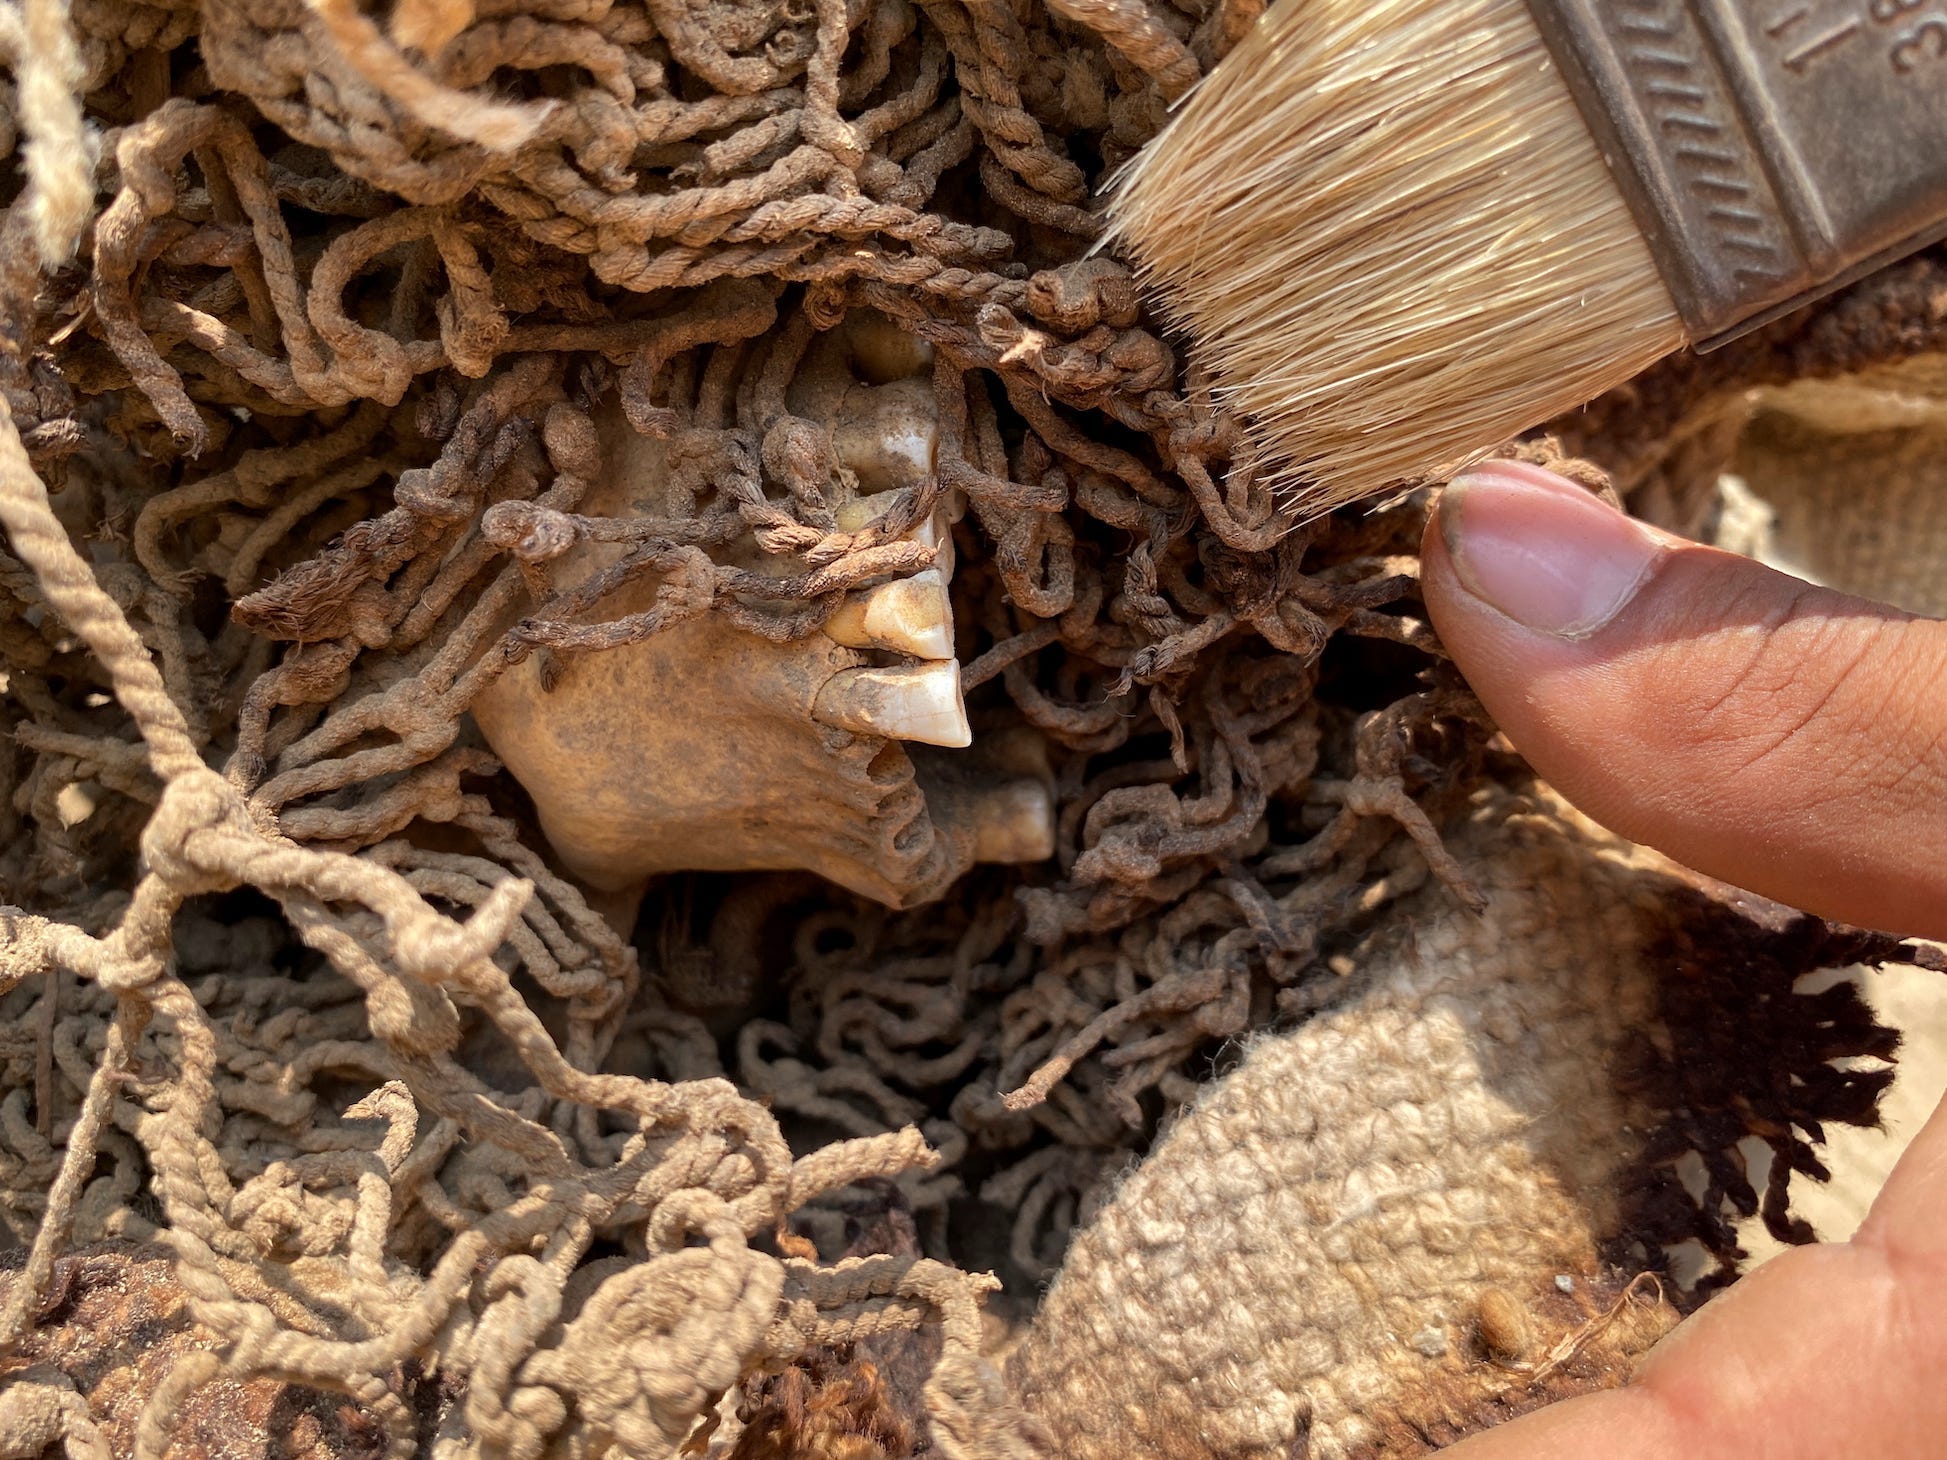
[972,779,1056,864]
[875,422,935,489]
[844,310,935,385]
[835,496,883,533]
[825,569,953,660]
[56,781,99,828]
[835,380,937,494]
[909,512,954,578]
[812,661,970,747]
[833,497,954,578]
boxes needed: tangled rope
[4,0,1941,1450]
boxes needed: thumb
[1421,460,1947,940]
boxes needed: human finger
[1420,461,1947,938]
[1439,1089,1947,1459]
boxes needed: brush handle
[1526,0,1947,349]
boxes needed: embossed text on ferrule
[1526,0,1947,345]
[1762,4,1860,74]
[1758,1,1947,78]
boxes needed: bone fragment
[812,661,971,747]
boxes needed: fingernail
[1440,462,1664,639]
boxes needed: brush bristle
[1108,0,1686,513]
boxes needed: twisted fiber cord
[0,1368,110,1460]
[764,1252,1041,1460]
[0,338,955,1456]
[1041,0,1198,102]
[0,999,139,1352]
[194,0,1056,289]
[92,103,514,444]
[16,0,93,264]
[0,394,200,781]
[303,0,556,153]
[140,923,945,1449]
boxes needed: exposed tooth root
[972,779,1056,864]
[813,661,971,747]
[825,569,954,660]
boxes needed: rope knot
[139,767,253,898]
[521,1245,785,1455]
[482,501,578,563]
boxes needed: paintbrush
[1108,0,1947,513]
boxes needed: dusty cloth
[1716,352,1947,618]
[1010,783,1914,1460]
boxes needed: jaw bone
[469,309,1053,912]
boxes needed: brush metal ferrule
[1525,0,1947,348]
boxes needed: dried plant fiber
[1108,0,1687,512]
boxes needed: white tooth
[835,380,938,494]
[56,781,99,828]
[832,497,954,578]
[909,510,954,578]
[879,424,935,486]
[812,661,970,747]
[825,569,953,660]
[972,780,1056,864]
[834,496,885,533]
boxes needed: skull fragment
[472,313,1056,910]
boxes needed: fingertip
[1420,466,1947,938]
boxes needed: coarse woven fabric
[1007,781,1903,1460]
[1722,353,1947,620]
